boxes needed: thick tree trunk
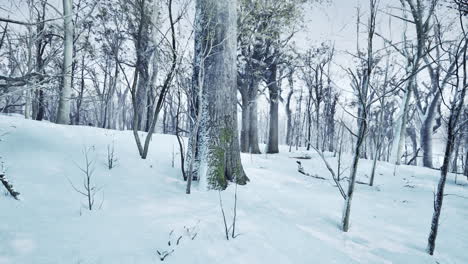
[266,63,279,154]
[240,79,261,154]
[420,93,441,168]
[190,0,248,190]
[56,0,73,124]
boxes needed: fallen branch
[0,173,20,200]
[356,180,370,185]
[296,161,327,180]
[406,148,421,165]
[290,154,312,160]
[444,193,468,200]
[309,146,347,200]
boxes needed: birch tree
[56,0,73,124]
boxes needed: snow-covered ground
[0,115,467,264]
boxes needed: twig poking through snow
[156,222,199,261]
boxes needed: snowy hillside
[0,115,467,264]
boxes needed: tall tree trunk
[427,96,465,254]
[327,95,337,152]
[56,0,73,124]
[248,84,261,154]
[420,96,440,168]
[135,40,149,131]
[407,126,418,165]
[75,54,85,125]
[390,86,412,164]
[240,88,250,153]
[342,106,368,231]
[285,76,294,147]
[189,0,248,189]
[464,110,468,178]
[306,93,312,151]
[239,75,261,153]
[24,90,31,119]
[266,63,279,154]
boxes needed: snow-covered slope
[0,115,467,264]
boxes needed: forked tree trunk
[240,79,261,154]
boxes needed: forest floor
[0,114,467,264]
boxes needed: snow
[0,114,467,264]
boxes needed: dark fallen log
[296,161,327,180]
[0,173,20,200]
[290,154,312,160]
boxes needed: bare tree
[126,0,179,159]
[427,4,467,254]
[342,0,378,232]
[56,0,74,124]
[389,0,437,164]
[68,146,101,210]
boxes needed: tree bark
[239,78,261,154]
[190,0,248,189]
[248,84,261,154]
[240,86,250,153]
[390,85,412,164]
[427,90,465,254]
[342,108,367,232]
[56,0,73,124]
[266,63,279,154]
[285,74,294,147]
[464,110,468,177]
